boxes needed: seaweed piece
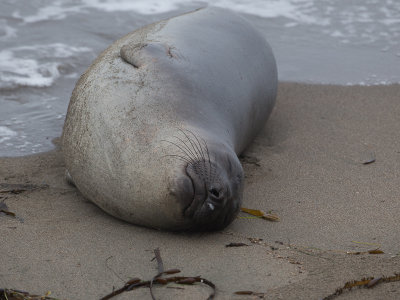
[240,207,280,222]
[368,249,384,254]
[0,289,59,300]
[234,290,265,297]
[322,273,400,300]
[0,183,49,194]
[346,249,384,255]
[225,242,249,247]
[100,248,216,300]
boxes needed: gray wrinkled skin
[62,8,277,231]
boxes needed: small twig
[104,256,124,282]
[150,248,166,300]
[154,248,164,274]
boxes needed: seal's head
[167,130,244,231]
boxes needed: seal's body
[62,8,277,230]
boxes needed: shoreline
[2,81,399,159]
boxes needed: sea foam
[0,20,17,40]
[11,0,400,48]
[0,126,17,144]
[13,0,326,24]
[0,43,91,89]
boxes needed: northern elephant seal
[62,7,277,230]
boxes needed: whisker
[161,139,196,164]
[202,138,212,185]
[172,135,197,162]
[186,129,208,167]
[184,129,211,184]
[181,128,207,166]
[178,128,202,163]
[189,130,207,161]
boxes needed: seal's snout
[182,156,243,231]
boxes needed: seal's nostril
[209,187,221,199]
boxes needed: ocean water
[1,0,399,156]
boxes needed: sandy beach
[1,82,399,299]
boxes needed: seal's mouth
[182,160,239,231]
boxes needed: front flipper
[120,42,178,68]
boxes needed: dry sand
[1,83,400,299]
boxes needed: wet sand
[1,83,400,299]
